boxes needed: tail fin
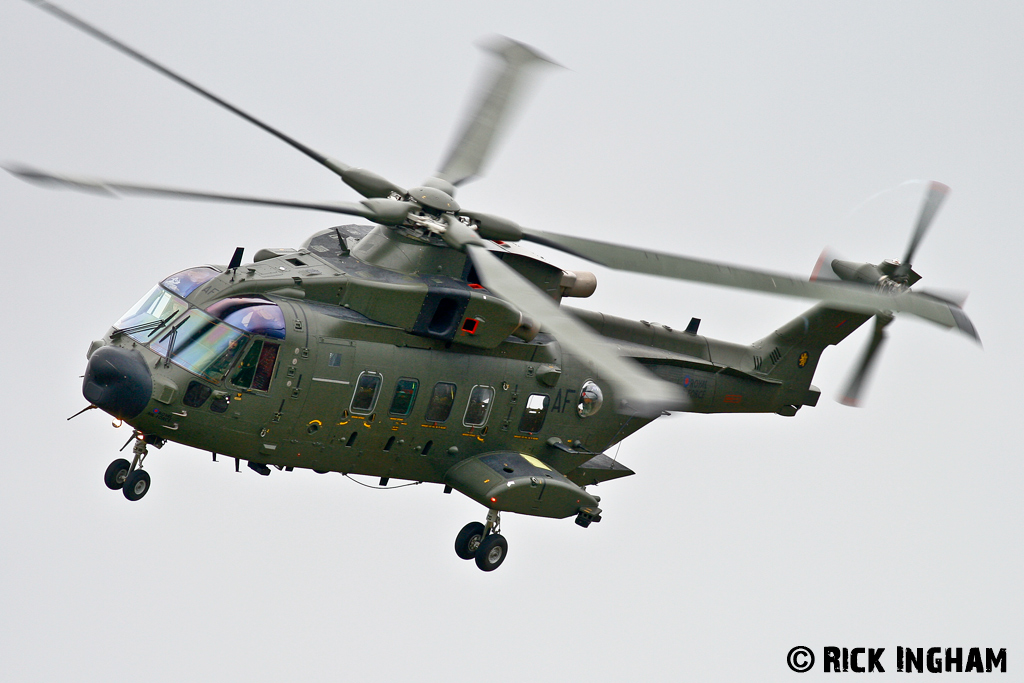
[750,304,872,408]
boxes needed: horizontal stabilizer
[565,453,635,487]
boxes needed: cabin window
[424,382,457,423]
[327,352,342,367]
[231,340,279,391]
[518,393,550,434]
[577,380,604,418]
[388,378,419,416]
[463,385,495,427]
[350,372,382,414]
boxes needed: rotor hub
[408,186,460,213]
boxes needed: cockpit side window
[424,382,457,423]
[518,393,550,434]
[231,340,279,392]
[161,267,220,298]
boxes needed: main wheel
[474,533,508,572]
[454,521,485,560]
[122,469,151,501]
[104,458,132,490]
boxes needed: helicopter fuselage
[84,223,870,522]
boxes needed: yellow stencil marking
[521,454,552,471]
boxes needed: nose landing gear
[454,509,508,572]
[103,432,162,501]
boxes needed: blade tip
[3,162,37,179]
[478,35,562,68]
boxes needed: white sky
[1,1,1020,680]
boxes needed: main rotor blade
[521,227,979,340]
[899,181,949,273]
[434,37,559,188]
[4,164,391,220]
[24,0,356,180]
[449,227,686,416]
[838,316,889,407]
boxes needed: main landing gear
[104,432,162,501]
[455,510,508,572]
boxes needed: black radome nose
[83,346,152,420]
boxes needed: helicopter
[8,0,979,572]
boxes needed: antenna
[228,247,244,270]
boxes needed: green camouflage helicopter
[9,0,978,571]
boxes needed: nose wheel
[454,510,508,572]
[103,432,162,501]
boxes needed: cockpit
[112,267,286,384]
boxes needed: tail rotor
[817,182,975,406]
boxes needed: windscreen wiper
[112,311,177,339]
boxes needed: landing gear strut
[454,510,508,572]
[103,432,162,501]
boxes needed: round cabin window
[577,380,604,418]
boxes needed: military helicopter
[9,0,979,571]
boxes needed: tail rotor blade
[838,316,889,407]
[810,247,842,282]
[899,181,949,273]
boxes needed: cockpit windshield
[150,309,248,382]
[112,272,284,382]
[113,285,187,344]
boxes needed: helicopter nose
[83,346,152,420]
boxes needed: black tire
[104,458,132,490]
[474,533,508,572]
[454,522,485,560]
[122,469,151,501]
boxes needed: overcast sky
[1,1,1020,681]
